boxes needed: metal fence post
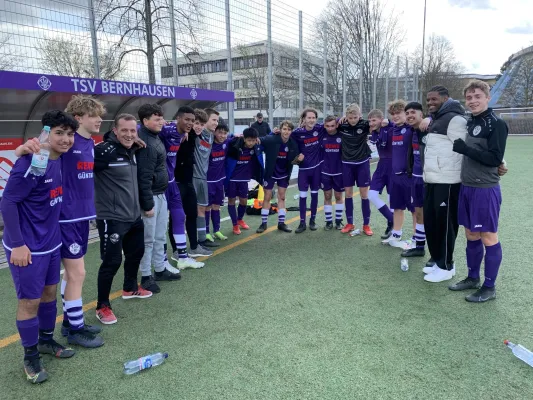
[225,0,234,133]
[342,31,347,113]
[323,22,327,118]
[87,0,100,79]
[267,0,273,127]
[395,55,399,100]
[385,52,389,112]
[359,38,363,111]
[169,0,178,86]
[372,53,377,110]
[404,58,408,100]
[299,11,304,111]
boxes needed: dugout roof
[0,71,235,140]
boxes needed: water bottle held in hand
[123,352,169,375]
[504,340,533,367]
[30,126,51,176]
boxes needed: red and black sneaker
[96,305,117,325]
[122,286,153,300]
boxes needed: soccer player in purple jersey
[16,96,104,348]
[225,128,264,235]
[381,100,414,247]
[367,109,394,239]
[2,111,78,384]
[159,107,204,270]
[337,104,373,236]
[320,116,345,230]
[404,102,427,258]
[449,80,508,302]
[256,120,301,233]
[207,124,230,240]
[291,108,323,233]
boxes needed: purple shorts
[60,220,89,259]
[458,184,502,232]
[411,176,424,208]
[370,159,392,194]
[165,181,184,210]
[298,165,321,192]
[342,160,371,188]
[227,181,249,199]
[321,173,344,193]
[390,173,413,211]
[263,176,289,191]
[208,180,225,206]
[8,248,61,299]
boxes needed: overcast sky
[292,0,533,74]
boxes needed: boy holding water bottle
[1,110,79,384]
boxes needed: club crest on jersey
[336,138,341,143]
[250,150,254,155]
[285,146,289,152]
[69,243,81,255]
[313,132,318,137]
[357,129,362,134]
[264,180,269,187]
[422,136,427,144]
[473,125,481,136]
[109,233,120,244]
[223,143,227,149]
[401,128,406,134]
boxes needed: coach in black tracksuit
[422,86,467,282]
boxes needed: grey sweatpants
[139,194,168,277]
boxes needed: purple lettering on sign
[0,70,234,102]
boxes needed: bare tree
[412,34,464,100]
[95,0,202,84]
[0,34,17,71]
[37,36,125,80]
[500,54,533,107]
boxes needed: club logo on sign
[190,88,198,99]
[37,76,52,91]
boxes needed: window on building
[161,65,173,79]
[233,80,240,89]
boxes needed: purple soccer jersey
[291,124,325,170]
[370,125,393,159]
[59,133,95,222]
[273,142,290,178]
[230,147,254,181]
[160,122,185,180]
[412,131,422,178]
[391,124,413,175]
[207,139,229,183]
[1,155,62,253]
[321,132,343,176]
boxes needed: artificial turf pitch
[0,136,532,400]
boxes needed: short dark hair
[243,127,259,139]
[405,102,423,112]
[279,120,294,130]
[215,124,229,133]
[42,110,79,131]
[256,112,263,118]
[114,113,137,127]
[205,108,219,118]
[324,115,337,123]
[428,85,449,97]
[138,103,163,123]
[177,106,195,118]
[194,109,208,124]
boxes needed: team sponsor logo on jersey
[69,242,81,255]
[73,150,82,154]
[49,186,63,206]
[473,125,481,136]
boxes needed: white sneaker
[422,264,438,274]
[423,267,456,283]
[163,261,181,275]
[178,257,205,269]
[382,235,401,245]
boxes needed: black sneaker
[277,223,292,233]
[199,240,219,248]
[154,269,181,281]
[324,221,333,231]
[295,222,306,234]
[381,223,393,239]
[401,247,426,257]
[67,328,104,348]
[465,286,496,303]
[61,323,102,337]
[256,223,267,233]
[141,276,161,293]
[23,357,48,384]
[335,220,344,230]
[449,277,481,291]
[309,218,317,231]
[37,340,76,358]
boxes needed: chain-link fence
[1,0,424,130]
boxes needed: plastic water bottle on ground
[123,352,169,375]
[504,340,533,367]
[349,228,361,237]
[29,126,51,176]
[293,194,299,200]
[400,258,409,271]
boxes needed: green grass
[0,137,532,400]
